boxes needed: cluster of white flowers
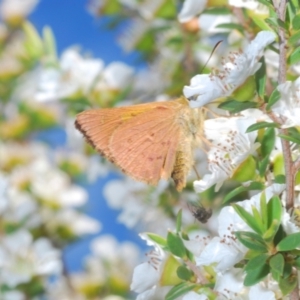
[0,140,101,297]
[2,0,300,299]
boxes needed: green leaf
[232,204,264,234]
[251,206,265,232]
[246,122,279,133]
[274,225,287,247]
[283,263,292,278]
[263,219,280,242]
[274,174,286,184]
[267,196,282,228]
[266,88,281,110]
[244,263,270,286]
[23,22,44,59]
[255,57,266,98]
[265,17,288,31]
[277,233,300,251]
[222,182,264,204]
[292,14,300,30]
[235,231,268,252]
[203,7,231,15]
[177,266,193,281]
[216,23,244,34]
[260,192,268,231]
[271,269,281,282]
[156,1,176,19]
[289,127,300,141]
[176,209,182,233]
[161,256,183,286]
[270,253,284,275]
[292,0,300,8]
[167,232,186,258]
[288,30,300,46]
[279,274,298,296]
[147,233,167,247]
[278,134,300,145]
[258,155,270,177]
[288,47,300,65]
[262,197,282,241]
[43,26,57,63]
[256,0,275,10]
[252,15,273,31]
[218,99,257,113]
[165,282,197,300]
[245,253,269,271]
[295,257,300,269]
[261,128,275,157]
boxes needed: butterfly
[75,96,203,191]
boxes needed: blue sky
[29,0,145,272]
[29,0,138,65]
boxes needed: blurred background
[29,0,146,273]
[0,0,236,298]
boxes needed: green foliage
[255,57,266,98]
[277,233,300,251]
[223,182,264,204]
[218,99,258,113]
[246,121,279,133]
[266,88,281,110]
[167,232,187,259]
[165,282,198,300]
[176,266,194,281]
[176,209,182,233]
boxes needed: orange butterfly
[75,97,203,191]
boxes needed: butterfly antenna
[200,40,223,73]
[193,166,201,180]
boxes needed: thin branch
[271,0,295,211]
[272,2,299,300]
[290,268,300,300]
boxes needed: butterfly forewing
[75,97,201,190]
[75,103,158,158]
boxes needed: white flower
[4,187,37,224]
[215,271,275,299]
[131,233,170,300]
[0,0,38,21]
[196,185,285,272]
[229,0,269,14]
[103,178,174,233]
[183,291,208,300]
[59,48,104,96]
[0,173,9,214]
[249,283,276,300]
[0,290,25,300]
[0,230,62,287]
[178,0,207,23]
[214,268,246,298]
[281,210,300,234]
[198,14,234,34]
[182,231,211,257]
[91,235,140,267]
[45,209,101,236]
[30,158,88,207]
[271,77,300,128]
[229,0,260,9]
[183,31,276,107]
[194,116,259,192]
[34,68,62,102]
[98,61,134,90]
